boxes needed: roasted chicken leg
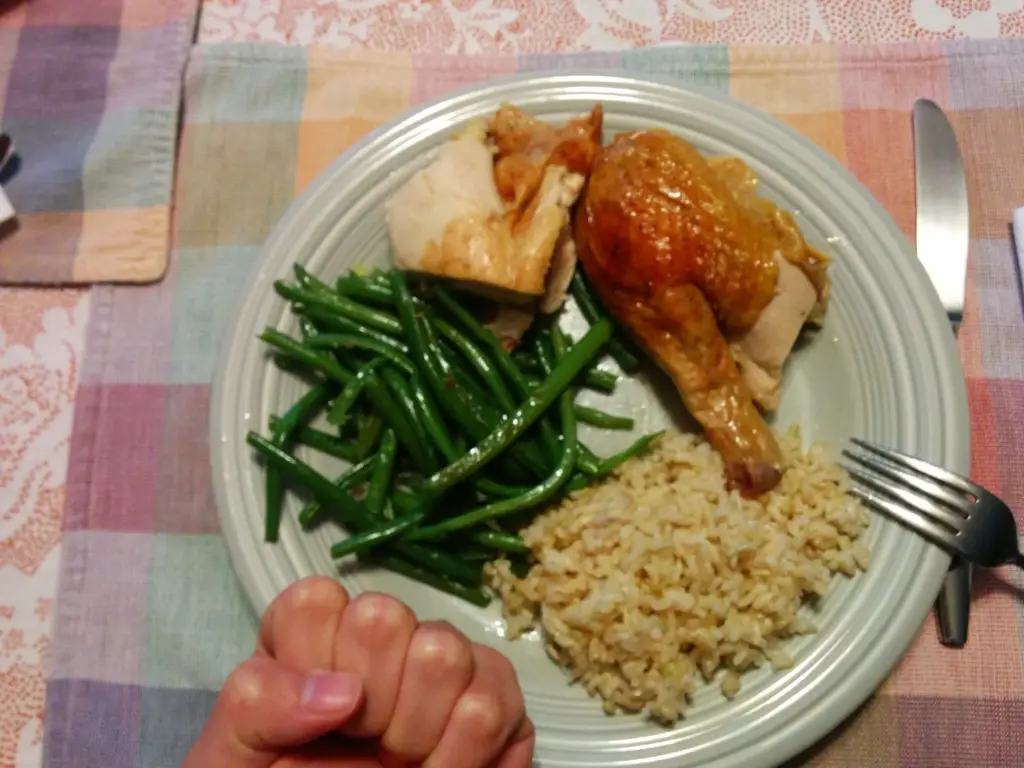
[574,131,829,495]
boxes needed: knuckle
[477,643,518,681]
[349,592,415,634]
[452,691,505,742]
[220,660,266,712]
[285,576,349,613]
[409,623,472,673]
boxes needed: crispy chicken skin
[574,130,829,496]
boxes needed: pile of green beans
[248,265,659,606]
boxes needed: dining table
[2,1,1024,766]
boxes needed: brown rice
[486,427,870,723]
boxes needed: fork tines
[841,439,977,551]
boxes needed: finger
[379,621,476,763]
[333,592,418,738]
[423,645,527,768]
[491,718,535,768]
[257,576,350,670]
[182,657,364,768]
[275,734,383,768]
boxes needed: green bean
[363,372,435,473]
[409,373,458,461]
[390,274,543,481]
[573,404,635,431]
[570,270,642,372]
[327,357,386,427]
[293,264,334,294]
[409,371,579,539]
[419,318,608,498]
[298,456,376,527]
[365,429,398,517]
[296,306,410,355]
[391,273,490,434]
[334,318,610,555]
[336,274,394,305]
[431,285,561,460]
[275,281,403,336]
[380,367,437,473]
[269,416,362,463]
[433,317,516,412]
[579,432,663,479]
[330,512,426,558]
[298,316,320,341]
[249,432,475,582]
[392,544,482,585]
[516,357,618,393]
[273,385,334,437]
[532,331,555,376]
[265,385,333,542]
[407,376,532,499]
[365,554,490,607]
[354,412,383,460]
[260,328,353,385]
[307,333,416,375]
[250,431,376,531]
[470,530,530,555]
[576,445,602,476]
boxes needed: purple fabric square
[107,22,195,113]
[43,679,142,768]
[1,117,100,213]
[4,25,120,120]
[49,531,154,683]
[897,696,1024,765]
[79,281,176,385]
[945,39,1024,111]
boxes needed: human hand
[183,576,534,768]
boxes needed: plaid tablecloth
[0,0,199,284]
[41,40,1024,767]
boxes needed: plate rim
[209,69,970,768]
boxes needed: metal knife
[913,98,971,646]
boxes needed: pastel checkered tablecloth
[3,1,1024,766]
[38,38,1024,767]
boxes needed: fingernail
[300,671,362,714]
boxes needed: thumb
[183,656,364,768]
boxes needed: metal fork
[842,439,1023,570]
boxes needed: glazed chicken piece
[386,106,602,312]
[574,131,829,495]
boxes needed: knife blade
[913,98,971,647]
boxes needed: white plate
[210,73,969,768]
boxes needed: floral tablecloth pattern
[3,0,1024,765]
[199,0,1024,51]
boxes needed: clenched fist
[183,576,534,767]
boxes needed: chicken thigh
[574,131,829,495]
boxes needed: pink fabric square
[838,43,950,111]
[63,384,164,532]
[153,385,219,535]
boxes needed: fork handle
[936,559,971,646]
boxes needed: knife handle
[936,558,971,646]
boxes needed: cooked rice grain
[486,427,869,723]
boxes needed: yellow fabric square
[74,207,170,282]
[729,46,843,116]
[777,111,847,165]
[295,117,382,196]
[302,49,413,123]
